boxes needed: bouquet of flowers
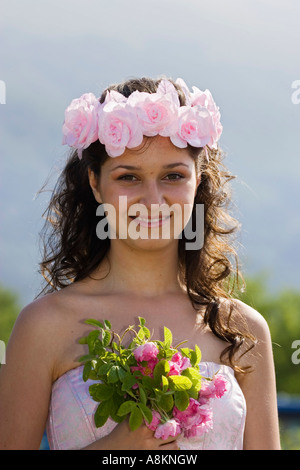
[79,317,227,440]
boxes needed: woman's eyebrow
[110,162,189,172]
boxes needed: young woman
[0,76,281,450]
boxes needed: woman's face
[89,136,201,251]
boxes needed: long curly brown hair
[37,77,255,372]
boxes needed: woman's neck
[90,240,183,297]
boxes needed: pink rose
[133,342,159,362]
[170,105,215,149]
[168,352,191,376]
[175,78,192,106]
[199,374,228,401]
[173,398,213,438]
[62,92,100,159]
[146,410,161,431]
[190,86,223,147]
[131,358,159,381]
[127,89,178,137]
[98,98,143,157]
[154,419,181,440]
[212,374,228,398]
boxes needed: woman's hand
[83,419,180,450]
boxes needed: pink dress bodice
[46,362,246,450]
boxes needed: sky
[0,0,300,307]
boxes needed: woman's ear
[88,168,103,204]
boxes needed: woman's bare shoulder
[16,289,72,328]
[220,297,271,340]
[10,286,86,363]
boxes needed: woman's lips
[129,215,171,228]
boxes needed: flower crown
[62,78,223,159]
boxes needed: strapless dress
[46,362,246,450]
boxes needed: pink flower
[154,419,181,440]
[175,78,192,106]
[173,398,213,438]
[212,374,228,398]
[168,352,191,376]
[199,374,228,401]
[131,358,159,381]
[190,86,223,148]
[127,89,178,137]
[62,93,100,159]
[133,342,159,362]
[170,106,215,149]
[98,97,143,157]
[146,410,161,431]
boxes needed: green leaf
[83,361,92,382]
[92,338,105,355]
[174,390,190,411]
[84,319,104,328]
[97,362,112,376]
[104,319,112,330]
[121,373,138,391]
[137,328,145,341]
[87,330,100,354]
[129,406,143,431]
[187,387,199,399]
[102,330,111,347]
[168,375,192,391]
[107,365,120,383]
[142,326,151,339]
[94,405,109,428]
[117,400,137,416]
[142,375,155,390]
[138,384,147,405]
[78,336,88,345]
[78,354,97,362]
[164,327,173,348]
[153,360,170,384]
[117,366,127,382]
[89,383,113,401]
[182,367,202,391]
[138,317,146,326]
[194,344,202,365]
[138,403,153,424]
[157,393,174,412]
[95,399,113,416]
[180,347,191,358]
[161,375,169,392]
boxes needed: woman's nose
[138,180,166,208]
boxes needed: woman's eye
[117,174,137,181]
[164,173,185,181]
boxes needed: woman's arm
[234,300,281,450]
[0,299,56,449]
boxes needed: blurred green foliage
[236,274,300,395]
[0,284,20,346]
